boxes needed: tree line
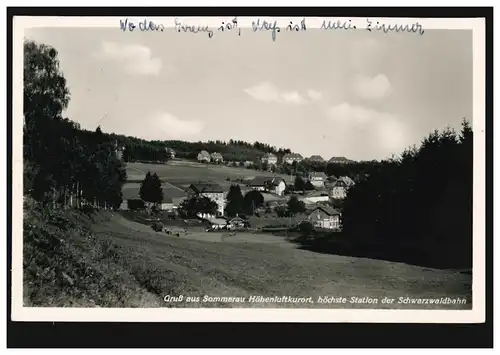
[23,39,127,209]
[340,120,473,269]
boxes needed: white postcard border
[11,16,487,323]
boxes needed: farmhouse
[282,153,304,165]
[261,153,278,166]
[187,183,225,217]
[248,176,269,192]
[306,205,341,230]
[330,179,350,200]
[243,160,254,168]
[210,152,224,163]
[338,175,356,187]
[228,216,246,229]
[208,217,228,230]
[248,176,287,196]
[268,177,287,196]
[197,150,211,162]
[307,155,325,163]
[308,171,328,188]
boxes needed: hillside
[107,132,294,164]
[23,198,472,309]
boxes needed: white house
[282,153,303,165]
[330,179,349,200]
[248,176,286,196]
[308,171,328,188]
[197,150,211,162]
[261,153,278,166]
[268,177,287,196]
[208,217,228,230]
[187,183,225,217]
[210,152,224,163]
[306,205,341,230]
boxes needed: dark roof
[189,183,224,193]
[308,155,325,161]
[332,180,348,188]
[262,153,277,159]
[329,156,352,163]
[283,153,303,159]
[308,205,340,216]
[305,190,329,197]
[269,177,286,187]
[310,171,328,179]
[249,176,271,186]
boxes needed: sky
[24,23,473,161]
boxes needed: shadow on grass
[281,231,471,271]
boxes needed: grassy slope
[126,161,293,185]
[23,198,162,307]
[92,214,472,309]
[23,198,472,309]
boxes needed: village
[118,145,359,236]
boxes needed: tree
[24,39,126,209]
[225,184,244,217]
[294,175,306,191]
[298,221,314,236]
[304,181,315,191]
[139,172,152,202]
[287,195,306,215]
[341,120,473,269]
[140,172,163,206]
[275,205,288,218]
[179,196,218,218]
[243,190,264,215]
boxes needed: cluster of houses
[259,153,353,166]
[207,204,342,231]
[197,150,224,163]
[120,172,356,217]
[194,149,353,168]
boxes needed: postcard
[12,15,486,323]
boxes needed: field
[90,161,474,310]
[126,160,294,192]
[24,196,472,309]
[89,212,472,309]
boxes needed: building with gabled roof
[261,152,278,165]
[282,153,304,165]
[197,150,211,162]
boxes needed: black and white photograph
[11,14,487,323]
